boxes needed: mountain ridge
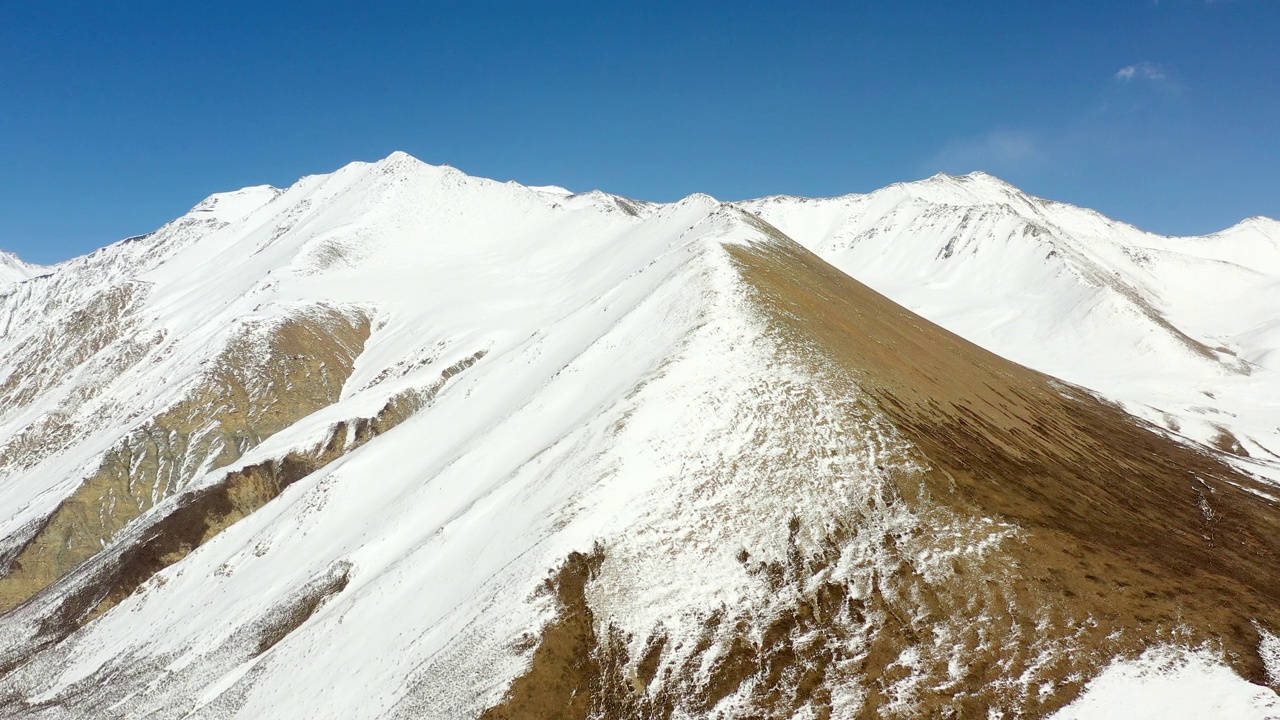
[0,152,1277,718]
[10,162,1275,280]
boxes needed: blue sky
[2,1,1277,264]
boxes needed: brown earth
[479,547,606,720]
[480,229,1280,719]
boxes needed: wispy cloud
[926,61,1186,178]
[927,129,1042,175]
[1115,62,1167,82]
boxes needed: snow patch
[1050,646,1280,719]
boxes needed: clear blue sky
[3,1,1277,264]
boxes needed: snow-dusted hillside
[741,173,1280,476]
[0,154,1277,719]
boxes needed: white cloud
[1115,62,1167,82]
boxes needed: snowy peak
[911,169,1027,203]
[0,251,43,286]
[743,170,1029,212]
[1221,215,1280,234]
[379,149,416,165]
[1195,215,1280,275]
[555,189,658,218]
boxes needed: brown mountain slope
[482,226,1280,719]
[0,306,372,615]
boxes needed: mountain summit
[0,253,42,288]
[0,153,1277,719]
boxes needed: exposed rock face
[0,282,153,472]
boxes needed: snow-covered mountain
[742,172,1280,476]
[0,153,1277,719]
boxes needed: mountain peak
[0,248,44,284]
[911,169,1025,202]
[380,149,416,164]
[372,149,435,175]
[1222,215,1280,235]
[674,191,722,209]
